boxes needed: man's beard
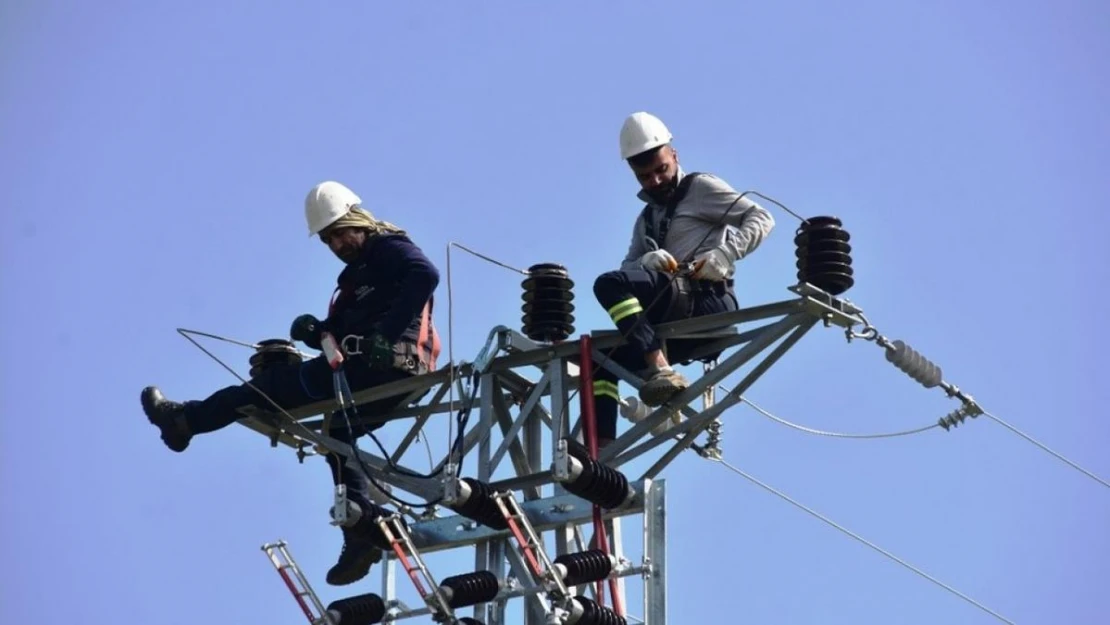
[646,175,679,203]
[335,244,361,264]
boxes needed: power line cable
[705,454,1017,624]
[728,390,942,439]
[981,410,1110,489]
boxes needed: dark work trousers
[590,268,738,440]
[181,355,414,506]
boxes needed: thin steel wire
[708,456,1016,624]
[444,241,529,462]
[734,392,941,439]
[983,410,1110,489]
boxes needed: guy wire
[444,241,531,464]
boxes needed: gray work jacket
[620,168,776,278]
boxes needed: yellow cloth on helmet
[328,206,407,238]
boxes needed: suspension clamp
[330,485,351,527]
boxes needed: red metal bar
[577,334,624,616]
[388,537,430,599]
[503,512,544,577]
[276,567,315,623]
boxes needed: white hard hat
[304,180,361,236]
[619,111,673,160]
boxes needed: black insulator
[564,457,632,510]
[885,339,943,388]
[554,549,615,586]
[571,596,627,625]
[439,570,501,608]
[559,437,632,509]
[794,216,855,295]
[326,592,386,625]
[448,478,509,530]
[249,338,303,378]
[455,619,485,625]
[521,262,576,343]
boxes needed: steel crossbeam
[238,282,865,625]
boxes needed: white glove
[640,249,678,273]
[692,247,732,281]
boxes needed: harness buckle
[340,334,363,356]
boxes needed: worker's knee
[592,270,627,304]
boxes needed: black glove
[290,314,324,350]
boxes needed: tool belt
[339,334,430,376]
[663,276,735,322]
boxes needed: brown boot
[638,367,689,406]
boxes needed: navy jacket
[326,233,441,346]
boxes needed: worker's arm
[693,174,776,262]
[619,214,649,271]
[370,236,441,344]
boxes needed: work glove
[692,247,732,281]
[362,333,394,369]
[290,314,324,349]
[640,249,678,273]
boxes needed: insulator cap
[554,549,615,586]
[794,216,854,295]
[326,592,386,624]
[562,437,595,462]
[439,570,501,608]
[249,338,303,378]
[448,477,509,531]
[521,263,576,343]
[570,596,627,625]
[885,339,942,388]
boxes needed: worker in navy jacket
[139,180,442,586]
[590,112,775,446]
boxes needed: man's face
[630,145,679,203]
[319,226,367,264]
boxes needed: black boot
[141,386,193,452]
[326,525,384,586]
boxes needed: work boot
[326,526,383,586]
[140,386,193,452]
[638,367,689,406]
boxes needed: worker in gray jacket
[589,111,775,446]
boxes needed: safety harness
[325,286,442,376]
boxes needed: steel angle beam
[234,288,857,503]
[307,430,442,500]
[404,478,654,554]
[598,311,813,465]
[639,316,820,479]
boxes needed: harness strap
[640,172,702,247]
[416,298,442,371]
[327,285,344,319]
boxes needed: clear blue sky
[3,1,1107,623]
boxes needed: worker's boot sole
[140,386,193,452]
[638,370,689,406]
